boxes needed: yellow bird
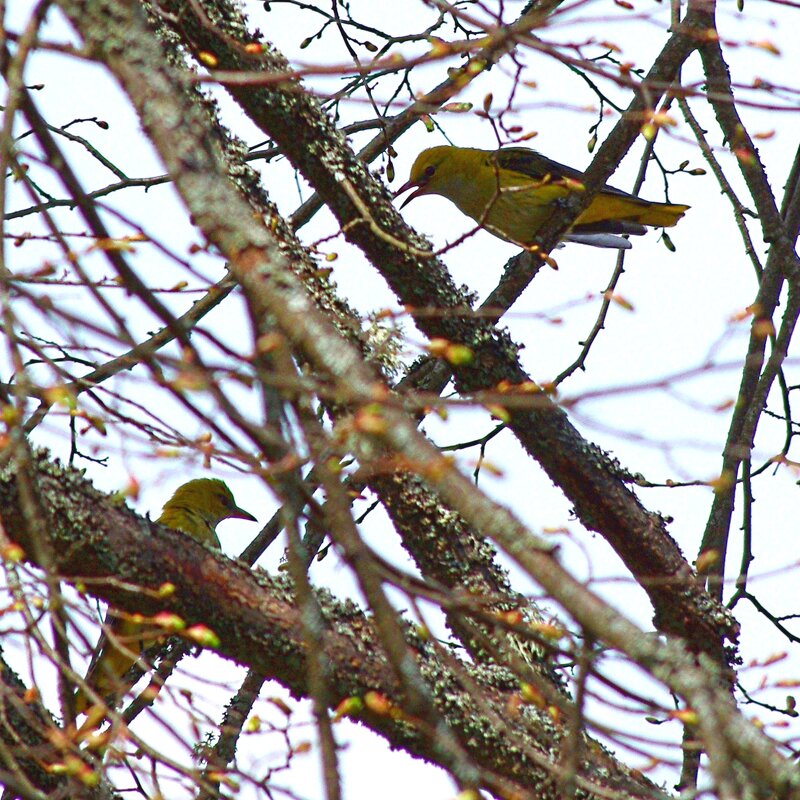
[74,478,257,715]
[395,145,689,250]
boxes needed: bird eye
[423,165,436,178]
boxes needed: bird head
[394,146,473,208]
[166,478,257,529]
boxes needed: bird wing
[493,147,687,231]
[493,147,637,201]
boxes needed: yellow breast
[430,162,575,246]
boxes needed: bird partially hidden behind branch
[395,145,689,250]
[74,478,257,718]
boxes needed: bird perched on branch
[74,478,257,715]
[395,145,689,250]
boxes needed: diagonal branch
[152,0,734,656]
[694,3,800,597]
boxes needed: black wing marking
[493,147,639,201]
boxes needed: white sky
[4,0,800,797]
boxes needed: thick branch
[152,0,734,657]
[0,452,665,800]
[45,3,799,794]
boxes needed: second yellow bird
[75,478,257,715]
[396,145,689,250]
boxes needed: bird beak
[393,179,428,209]
[228,506,257,522]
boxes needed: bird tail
[566,198,688,247]
[75,647,136,714]
[632,201,690,228]
[577,196,689,230]
[74,618,151,714]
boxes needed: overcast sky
[5,0,800,797]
